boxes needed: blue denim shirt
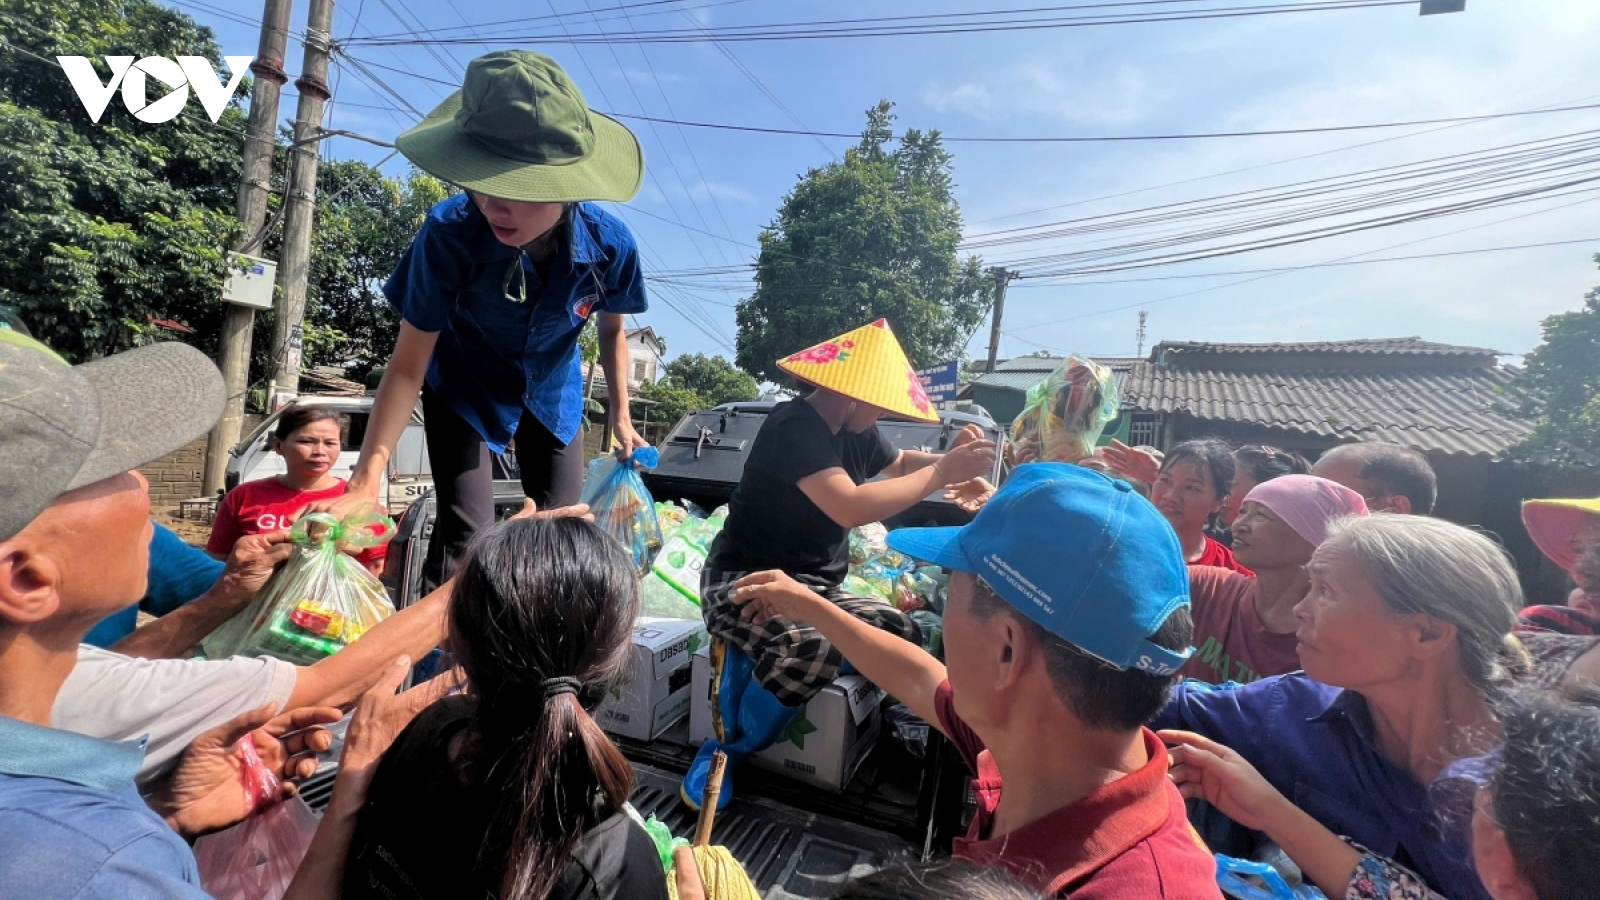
[384,195,649,451]
[84,524,224,648]
[1153,674,1489,900]
[0,715,209,899]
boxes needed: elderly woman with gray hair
[1151,515,1536,900]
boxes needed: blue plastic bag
[581,446,664,576]
[1215,855,1326,900]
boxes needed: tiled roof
[1155,337,1501,358]
[1119,363,1531,457]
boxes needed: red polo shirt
[934,681,1221,899]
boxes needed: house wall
[141,414,265,506]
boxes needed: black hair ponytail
[447,517,639,900]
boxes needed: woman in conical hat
[681,319,997,812]
[316,50,651,594]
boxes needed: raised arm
[341,323,438,508]
[798,439,995,530]
[112,530,296,659]
[731,570,948,732]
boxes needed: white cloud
[922,62,1151,128]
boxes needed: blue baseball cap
[888,463,1192,675]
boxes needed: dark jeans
[420,387,585,593]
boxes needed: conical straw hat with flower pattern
[777,319,939,423]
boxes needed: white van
[225,396,435,513]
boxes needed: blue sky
[179,0,1600,364]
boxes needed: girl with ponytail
[342,517,667,900]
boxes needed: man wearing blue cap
[732,464,1221,898]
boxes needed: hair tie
[540,676,582,700]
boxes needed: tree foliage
[660,352,759,406]
[634,352,758,428]
[0,0,246,361]
[1509,256,1600,467]
[255,160,448,383]
[735,101,991,384]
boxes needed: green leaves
[735,101,990,384]
[1507,256,1600,468]
[0,0,245,361]
[634,352,761,427]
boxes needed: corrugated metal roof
[1119,363,1530,457]
[1155,337,1501,358]
[969,370,1053,391]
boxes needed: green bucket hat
[395,50,644,203]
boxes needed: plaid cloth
[702,568,920,705]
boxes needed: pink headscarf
[1243,474,1369,547]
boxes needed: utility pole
[268,0,335,410]
[203,0,294,496]
[984,267,1016,374]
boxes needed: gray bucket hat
[396,50,644,203]
[0,332,224,541]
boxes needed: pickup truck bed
[296,733,930,900]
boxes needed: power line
[353,0,758,42]
[1011,193,1600,330]
[600,102,1600,144]
[346,0,1415,47]
[1008,236,1600,286]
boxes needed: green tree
[636,378,706,429]
[660,352,759,407]
[1509,255,1600,466]
[735,101,991,384]
[254,162,448,383]
[0,0,246,361]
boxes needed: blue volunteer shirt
[84,524,224,648]
[384,195,649,452]
[0,715,210,899]
[1152,674,1490,900]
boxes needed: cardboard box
[598,617,706,742]
[689,647,883,792]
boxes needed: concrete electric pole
[984,267,1016,375]
[203,0,294,496]
[267,0,335,410]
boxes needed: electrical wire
[346,0,1415,47]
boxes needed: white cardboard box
[688,647,883,792]
[598,617,707,742]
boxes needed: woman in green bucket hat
[322,50,650,593]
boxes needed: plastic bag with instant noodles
[200,508,396,665]
[581,446,665,576]
[193,738,321,900]
[1009,355,1120,464]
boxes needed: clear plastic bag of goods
[201,509,396,665]
[640,571,705,621]
[848,522,890,566]
[1009,355,1120,464]
[193,738,321,900]
[655,500,690,533]
[581,446,665,576]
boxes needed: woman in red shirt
[207,406,386,574]
[1150,439,1252,575]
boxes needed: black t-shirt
[342,695,668,900]
[707,399,898,585]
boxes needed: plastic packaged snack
[193,738,321,900]
[581,447,665,576]
[1010,355,1120,464]
[201,509,396,665]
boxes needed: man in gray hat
[0,332,340,895]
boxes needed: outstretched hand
[153,704,341,838]
[508,497,594,523]
[1160,730,1292,833]
[944,477,996,514]
[732,570,829,626]
[1101,440,1161,484]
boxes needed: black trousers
[421,386,586,593]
